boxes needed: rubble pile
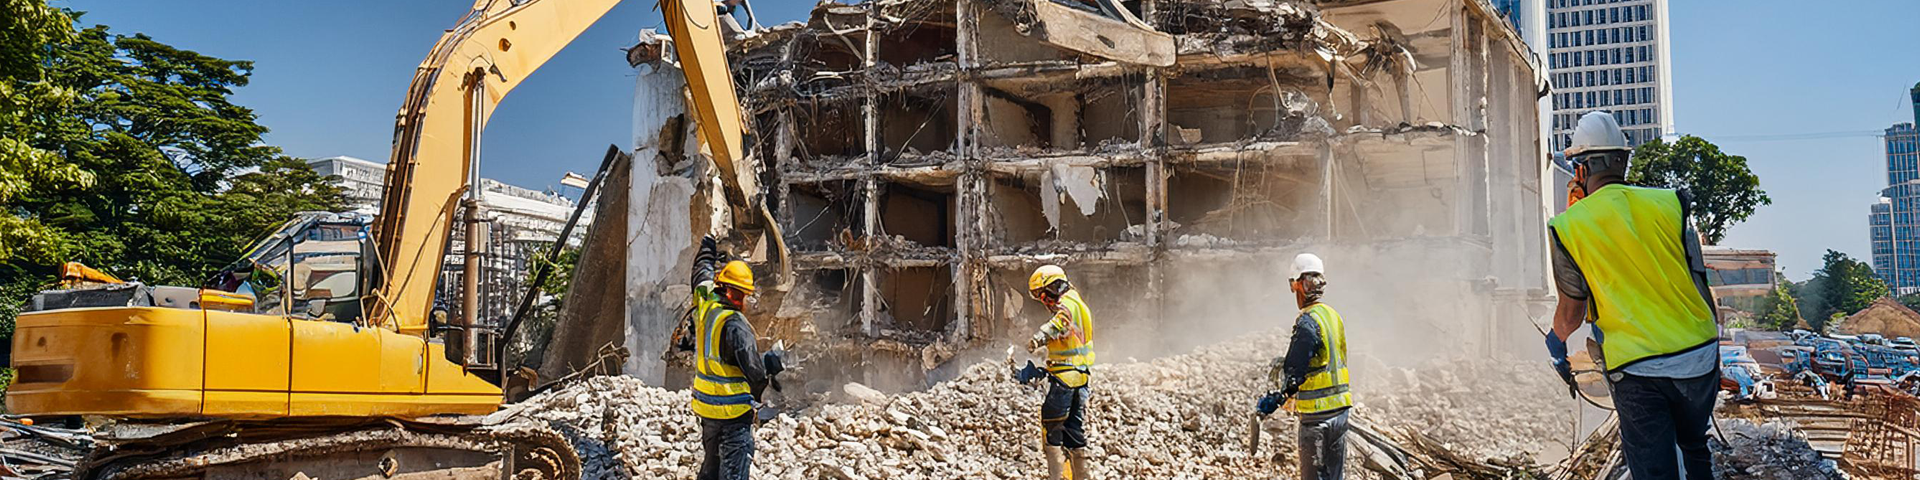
[501,329,1573,479]
[0,420,92,478]
[1709,419,1844,480]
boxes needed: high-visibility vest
[1045,290,1096,388]
[1548,184,1717,371]
[691,294,754,420]
[1294,302,1352,414]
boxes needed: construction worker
[1545,111,1719,480]
[1020,264,1097,480]
[1256,253,1351,480]
[686,236,784,480]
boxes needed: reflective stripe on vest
[1548,184,1717,371]
[1295,303,1353,414]
[691,299,753,420]
[1046,290,1096,388]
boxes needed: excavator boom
[369,0,625,335]
[370,0,779,335]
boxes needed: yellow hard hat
[1028,265,1067,293]
[716,260,755,294]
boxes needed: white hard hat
[1290,253,1325,279]
[1564,111,1630,157]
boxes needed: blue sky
[60,0,1920,281]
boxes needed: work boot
[1043,445,1067,480]
[1067,448,1095,480]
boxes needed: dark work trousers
[1296,407,1349,480]
[1609,367,1718,480]
[698,417,755,480]
[1039,376,1091,449]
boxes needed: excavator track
[74,417,578,480]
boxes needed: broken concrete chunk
[844,382,889,405]
[996,0,1176,67]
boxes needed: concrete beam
[1019,0,1175,67]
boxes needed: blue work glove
[1544,330,1569,363]
[1013,360,1046,385]
[1255,391,1286,416]
[1545,331,1577,396]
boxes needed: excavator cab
[205,212,375,325]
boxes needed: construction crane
[6,0,778,478]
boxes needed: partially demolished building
[560,0,1555,390]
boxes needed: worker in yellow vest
[1256,253,1351,480]
[1018,265,1097,480]
[1545,112,1720,480]
[685,236,785,480]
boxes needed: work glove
[1255,391,1287,416]
[1013,360,1046,385]
[692,235,722,285]
[763,350,786,392]
[1544,330,1569,363]
[1545,331,1577,396]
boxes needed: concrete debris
[1709,419,1844,480]
[500,329,1570,479]
[0,420,89,478]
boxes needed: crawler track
[75,417,578,480]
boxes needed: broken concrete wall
[620,55,699,386]
[537,151,631,384]
[628,0,1549,388]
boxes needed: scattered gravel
[496,329,1578,479]
[1710,419,1844,480]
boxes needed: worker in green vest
[1545,111,1720,480]
[1016,264,1097,480]
[1256,253,1351,480]
[685,236,785,480]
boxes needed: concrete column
[620,59,698,386]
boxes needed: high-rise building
[1875,84,1920,294]
[1541,0,1673,151]
[1873,198,1896,284]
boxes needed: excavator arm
[369,0,784,336]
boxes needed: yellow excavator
[7,0,778,478]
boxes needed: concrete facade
[1702,247,1777,317]
[307,156,386,215]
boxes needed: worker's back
[1549,184,1716,369]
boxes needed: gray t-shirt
[1549,188,1719,379]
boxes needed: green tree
[1628,136,1770,245]
[1,0,90,267]
[510,246,581,366]
[1,4,344,332]
[1757,284,1802,331]
[1799,250,1889,330]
